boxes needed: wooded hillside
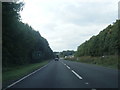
[2,2,54,67]
[75,20,120,57]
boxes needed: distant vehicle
[54,55,59,61]
[55,58,59,61]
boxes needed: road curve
[7,59,118,88]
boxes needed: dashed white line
[66,66,70,69]
[85,82,89,85]
[64,63,66,66]
[91,89,96,90]
[60,61,83,80]
[71,70,83,80]
[60,61,63,63]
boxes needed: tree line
[2,2,54,67]
[60,50,75,57]
[75,20,120,57]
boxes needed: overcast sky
[20,0,118,52]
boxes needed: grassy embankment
[65,55,119,69]
[3,60,49,86]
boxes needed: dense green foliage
[76,20,120,57]
[2,2,54,67]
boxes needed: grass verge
[2,60,49,88]
[65,55,119,69]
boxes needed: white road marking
[60,61,64,64]
[60,60,83,80]
[60,61,69,69]
[60,61,66,66]
[91,89,96,90]
[85,82,89,85]
[71,70,83,80]
[66,65,70,69]
[5,61,51,89]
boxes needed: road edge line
[4,60,52,89]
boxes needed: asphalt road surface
[8,59,118,88]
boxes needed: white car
[55,58,59,61]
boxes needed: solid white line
[66,66,70,69]
[6,61,51,89]
[71,70,83,80]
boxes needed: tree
[75,20,120,57]
[2,2,54,67]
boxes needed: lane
[10,60,90,88]
[61,59,118,88]
[7,59,118,88]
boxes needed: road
[8,59,118,88]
